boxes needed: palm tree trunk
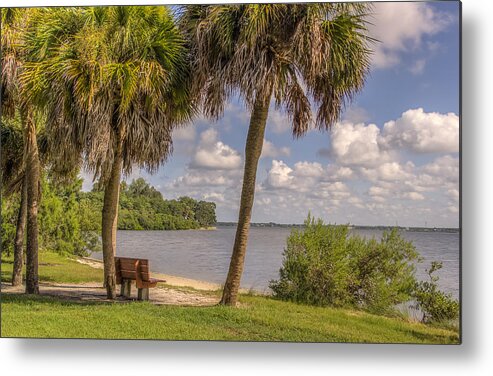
[12,176,27,286]
[24,112,40,295]
[220,91,271,306]
[101,139,123,299]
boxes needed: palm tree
[22,6,194,298]
[0,118,26,286]
[1,8,42,294]
[181,3,373,305]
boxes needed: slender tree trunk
[220,91,272,306]
[24,112,40,295]
[12,177,27,286]
[101,139,123,299]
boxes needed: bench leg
[137,288,149,301]
[120,280,132,298]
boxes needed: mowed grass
[1,252,459,343]
[1,251,103,284]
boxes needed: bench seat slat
[115,257,164,289]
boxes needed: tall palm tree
[1,8,42,294]
[181,3,374,306]
[22,6,194,298]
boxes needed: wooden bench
[115,257,166,301]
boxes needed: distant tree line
[83,178,217,231]
[1,176,216,258]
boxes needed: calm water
[92,226,460,298]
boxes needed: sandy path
[1,281,220,306]
[77,257,222,291]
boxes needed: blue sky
[81,2,460,227]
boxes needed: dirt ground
[2,257,223,306]
[1,281,220,306]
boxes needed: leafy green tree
[270,215,420,314]
[23,6,194,298]
[413,262,459,323]
[39,174,101,256]
[1,8,43,293]
[194,201,216,227]
[181,3,373,305]
[0,117,26,286]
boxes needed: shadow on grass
[1,292,132,307]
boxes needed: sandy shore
[78,257,222,291]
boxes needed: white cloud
[293,161,324,178]
[447,188,460,201]
[422,155,459,179]
[361,161,415,182]
[330,109,459,170]
[331,122,390,167]
[325,166,354,181]
[191,128,242,170]
[370,2,454,69]
[380,108,459,153]
[265,160,294,189]
[261,139,290,159]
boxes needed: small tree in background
[413,262,459,323]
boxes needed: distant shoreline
[216,222,460,233]
[115,224,459,233]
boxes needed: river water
[91,226,460,298]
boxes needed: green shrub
[413,261,459,323]
[270,214,420,314]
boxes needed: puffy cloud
[265,160,294,189]
[191,129,242,170]
[293,161,324,178]
[361,161,415,182]
[422,155,459,178]
[330,109,458,171]
[370,2,454,69]
[325,166,355,181]
[261,139,290,159]
[331,122,390,167]
[380,108,459,153]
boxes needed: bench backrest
[115,257,151,283]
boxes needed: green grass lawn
[1,252,459,343]
[1,251,103,284]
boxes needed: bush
[413,261,459,323]
[270,215,420,314]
